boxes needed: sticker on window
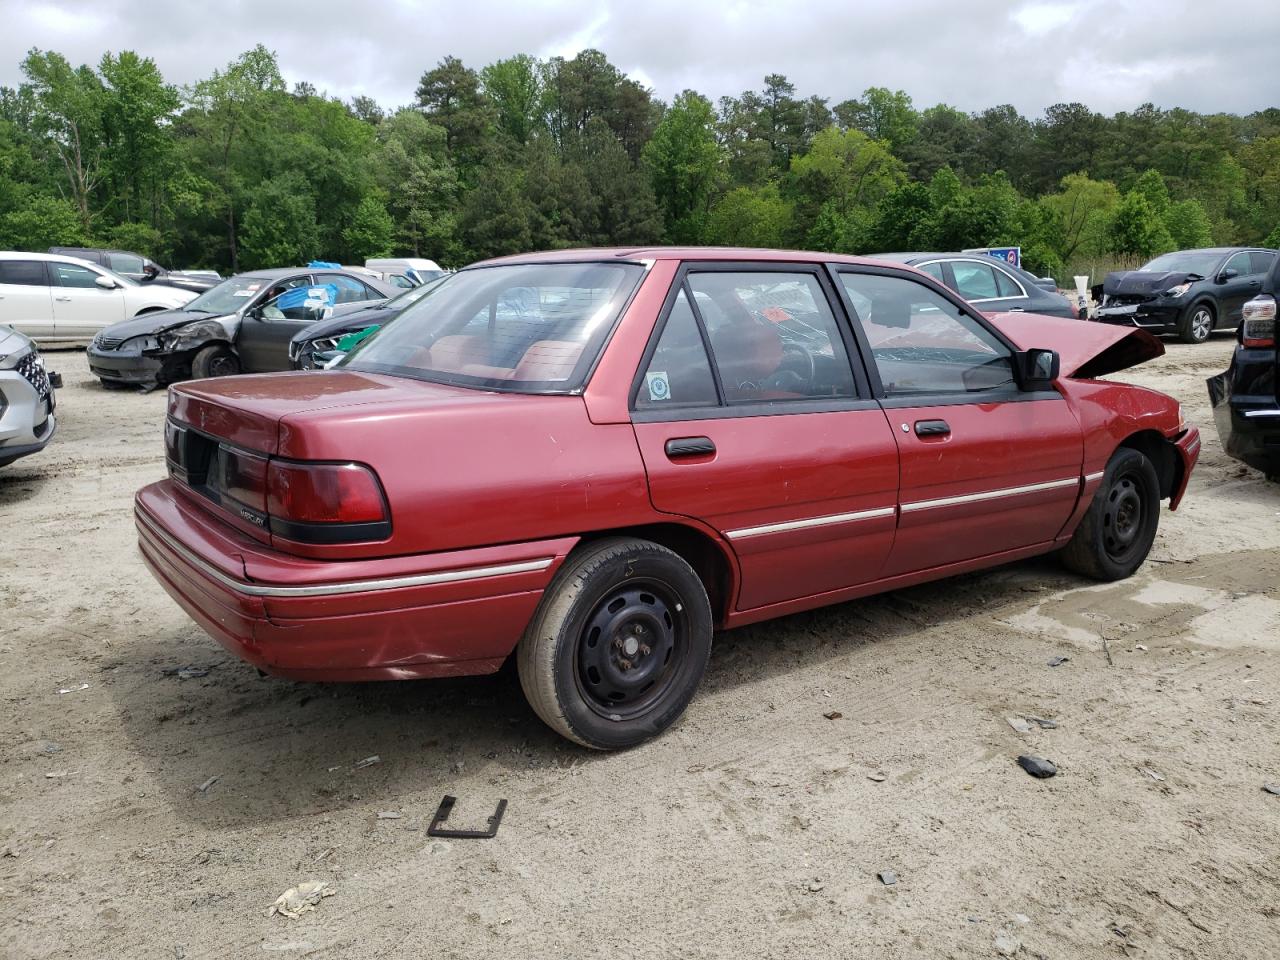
[232,290,254,296]
[645,371,671,401]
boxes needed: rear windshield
[1141,252,1221,277]
[341,262,645,392]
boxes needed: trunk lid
[987,312,1164,378]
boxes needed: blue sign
[967,246,1021,269]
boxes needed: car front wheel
[190,343,241,379]
[1060,447,1161,581]
[518,538,713,750]
[1178,302,1214,344]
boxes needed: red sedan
[136,248,1201,749]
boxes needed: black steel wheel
[518,538,713,749]
[1061,447,1161,581]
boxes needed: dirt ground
[2,336,1278,960]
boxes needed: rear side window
[0,260,49,286]
[109,253,144,274]
[51,262,102,288]
[1250,251,1276,275]
[687,271,857,404]
[993,267,1023,298]
[317,273,381,303]
[636,289,718,408]
[950,261,1000,300]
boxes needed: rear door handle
[914,419,951,437]
[665,436,715,459]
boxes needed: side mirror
[1217,268,1239,283]
[95,275,118,290]
[1014,348,1060,390]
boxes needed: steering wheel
[777,344,815,385]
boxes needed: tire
[1060,447,1161,581]
[190,343,240,379]
[517,537,713,750]
[1177,302,1214,344]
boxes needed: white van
[364,258,444,289]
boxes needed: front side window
[636,289,718,409]
[839,272,1014,396]
[261,282,336,322]
[686,271,856,403]
[1224,252,1252,277]
[0,260,48,286]
[51,262,102,288]
[342,261,644,392]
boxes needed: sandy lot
[2,337,1278,959]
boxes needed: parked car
[1094,247,1277,343]
[868,252,1079,318]
[364,257,445,288]
[136,247,1200,750]
[87,267,396,388]
[289,275,450,369]
[1207,254,1280,478]
[0,252,196,346]
[0,326,56,467]
[48,247,221,293]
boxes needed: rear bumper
[135,479,575,680]
[1203,366,1274,476]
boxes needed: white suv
[0,252,197,345]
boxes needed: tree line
[2,44,1278,282]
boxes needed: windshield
[181,275,278,314]
[342,262,644,392]
[1141,252,1221,277]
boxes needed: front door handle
[665,436,715,459]
[55,296,72,302]
[914,419,951,437]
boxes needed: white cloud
[1,0,1277,117]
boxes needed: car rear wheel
[1060,447,1161,581]
[518,538,713,750]
[190,344,240,379]
[1178,302,1214,344]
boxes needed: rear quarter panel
[276,395,656,560]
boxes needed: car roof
[472,246,911,269]
[1,250,105,267]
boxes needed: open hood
[987,312,1164,379]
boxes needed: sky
[3,0,1279,118]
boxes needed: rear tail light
[1241,295,1276,348]
[267,460,390,542]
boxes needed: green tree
[374,109,459,260]
[642,90,722,243]
[415,55,493,158]
[239,174,319,268]
[19,49,105,233]
[481,54,543,145]
[833,87,917,152]
[0,194,88,248]
[1107,192,1172,257]
[1040,173,1120,261]
[788,127,905,244]
[703,185,792,247]
[1162,198,1213,249]
[98,50,178,225]
[343,194,395,260]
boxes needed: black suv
[1095,247,1277,343]
[1208,256,1280,478]
[47,247,220,294]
